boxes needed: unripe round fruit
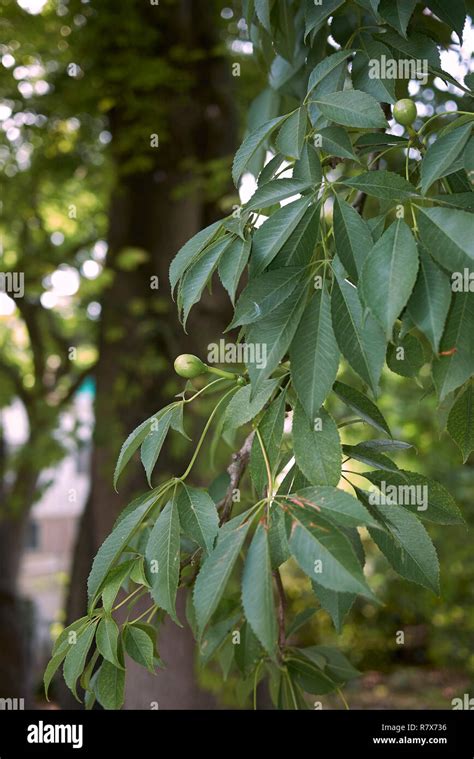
[174,354,208,379]
[392,99,417,127]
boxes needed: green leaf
[258,153,285,185]
[114,414,159,491]
[180,236,234,327]
[433,292,474,401]
[223,378,279,430]
[268,506,290,568]
[290,288,339,421]
[63,622,97,701]
[246,286,308,395]
[232,116,287,186]
[343,444,400,473]
[95,661,125,710]
[302,645,360,682]
[293,402,341,487]
[218,236,251,305]
[250,390,286,495]
[169,219,222,292]
[242,523,278,657]
[363,470,464,524]
[387,333,425,378]
[318,126,357,162]
[447,384,474,463]
[140,408,174,486]
[199,613,240,666]
[406,247,452,353]
[312,90,387,128]
[307,50,353,97]
[333,382,390,435]
[44,649,68,700]
[342,171,417,201]
[146,499,181,625]
[352,438,412,452]
[177,484,219,554]
[227,267,305,330]
[379,0,417,37]
[417,206,474,273]
[420,123,472,195]
[360,220,418,340]
[464,137,474,183]
[312,581,355,633]
[254,0,272,32]
[88,493,157,604]
[333,195,373,281]
[270,201,320,268]
[425,0,466,41]
[96,617,122,669]
[193,520,250,636]
[101,559,135,613]
[331,264,386,394]
[124,624,156,673]
[293,142,322,184]
[381,30,441,69]
[245,178,312,212]
[292,486,377,528]
[275,107,307,159]
[250,196,312,276]
[368,504,440,594]
[52,616,90,656]
[235,621,263,676]
[288,506,374,598]
[352,41,396,104]
[288,656,337,695]
[305,0,344,37]
[430,193,474,210]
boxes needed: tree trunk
[0,512,31,702]
[0,421,42,702]
[61,0,236,709]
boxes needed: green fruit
[392,99,417,127]
[174,354,208,379]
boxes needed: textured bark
[61,0,236,709]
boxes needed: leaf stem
[179,387,238,480]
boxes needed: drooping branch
[218,431,255,525]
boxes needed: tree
[0,2,105,698]
[46,0,474,709]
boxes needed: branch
[218,431,255,525]
[352,102,392,216]
[57,362,97,407]
[273,567,287,650]
[0,358,31,406]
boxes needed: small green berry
[392,99,417,127]
[174,354,208,379]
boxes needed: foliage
[46,0,474,709]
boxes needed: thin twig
[218,431,255,525]
[273,567,287,651]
